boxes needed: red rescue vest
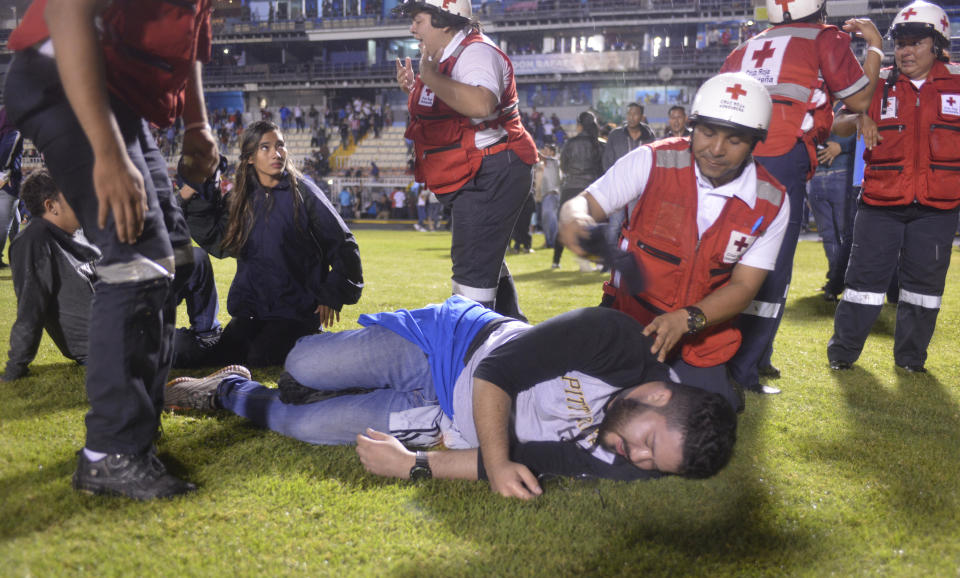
[722,23,832,157]
[8,0,212,128]
[861,62,960,210]
[405,31,537,195]
[603,139,785,367]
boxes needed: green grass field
[1,229,959,576]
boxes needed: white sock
[83,448,108,462]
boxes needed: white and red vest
[603,139,785,367]
[404,31,537,195]
[722,23,835,158]
[862,62,960,210]
[8,0,212,128]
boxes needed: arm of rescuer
[45,0,145,244]
[417,43,499,119]
[559,191,775,362]
[834,111,881,152]
[178,61,219,185]
[832,18,885,113]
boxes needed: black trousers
[6,49,187,454]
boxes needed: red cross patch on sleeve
[722,231,757,264]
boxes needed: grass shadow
[0,364,88,419]
[804,368,959,530]
[788,294,841,319]
[0,454,90,541]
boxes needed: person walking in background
[662,105,691,139]
[602,102,656,172]
[537,143,561,249]
[0,108,23,267]
[807,110,856,301]
[553,111,603,270]
[395,0,537,319]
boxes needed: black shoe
[758,364,781,379]
[72,449,196,500]
[744,382,781,395]
[829,360,852,371]
[896,363,927,373]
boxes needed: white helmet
[765,0,825,24]
[688,73,772,142]
[889,1,950,48]
[393,0,472,20]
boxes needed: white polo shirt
[586,145,789,271]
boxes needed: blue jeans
[808,169,850,270]
[177,247,220,334]
[218,326,439,445]
[0,189,18,258]
[540,192,559,248]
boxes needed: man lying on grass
[165,296,736,499]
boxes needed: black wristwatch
[409,451,432,481]
[684,306,707,335]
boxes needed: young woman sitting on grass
[177,120,363,367]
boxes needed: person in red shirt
[828,1,959,373]
[720,0,883,394]
[4,0,219,500]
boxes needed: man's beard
[596,396,651,453]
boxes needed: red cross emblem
[726,84,748,100]
[948,96,957,107]
[900,7,917,20]
[751,40,776,68]
[441,0,457,10]
[733,236,750,252]
[942,16,949,31]
[774,0,794,12]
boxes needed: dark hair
[658,382,737,479]
[627,102,645,114]
[222,120,305,255]
[399,3,477,31]
[596,382,737,478]
[20,169,60,217]
[668,105,686,116]
[577,110,599,140]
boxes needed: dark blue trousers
[5,49,183,454]
[728,142,809,387]
[828,203,958,367]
